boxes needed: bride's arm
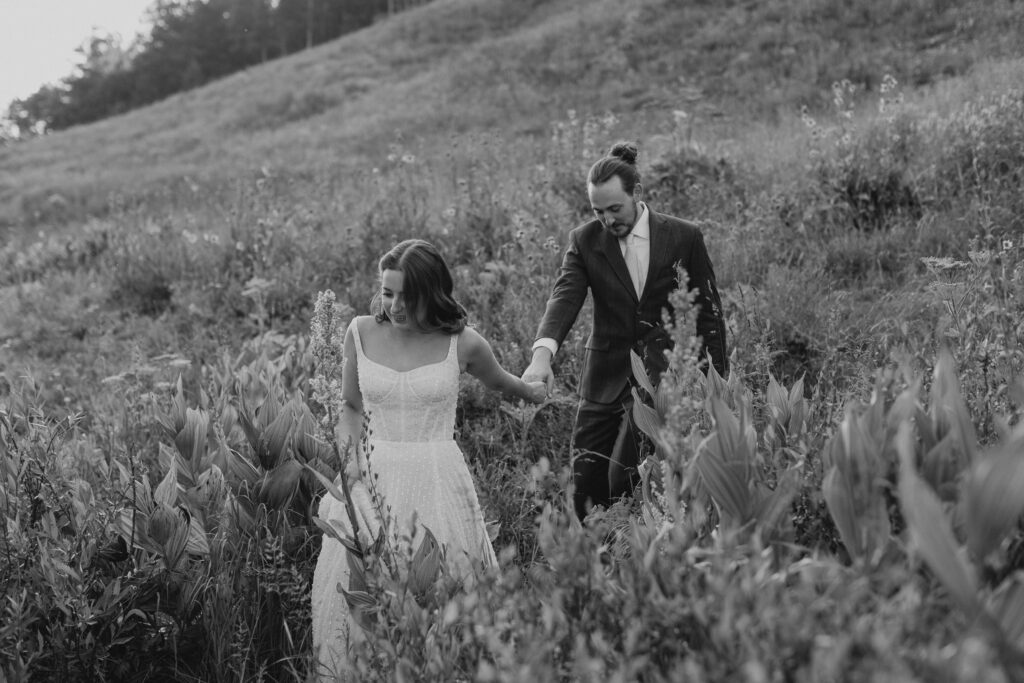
[459,328,547,404]
[335,320,366,475]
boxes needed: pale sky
[0,0,154,110]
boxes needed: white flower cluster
[309,290,353,426]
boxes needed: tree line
[4,0,431,138]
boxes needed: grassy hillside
[2,0,1022,228]
[4,0,1024,680]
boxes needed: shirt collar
[628,202,650,240]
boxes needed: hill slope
[1,0,1023,227]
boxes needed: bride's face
[380,269,420,330]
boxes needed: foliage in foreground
[2,85,1024,680]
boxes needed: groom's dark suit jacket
[537,209,728,404]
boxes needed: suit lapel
[598,226,639,304]
[642,212,665,302]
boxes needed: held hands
[524,381,548,404]
[521,351,555,397]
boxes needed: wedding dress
[311,321,498,680]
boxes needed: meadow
[3,0,1024,680]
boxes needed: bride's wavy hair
[372,239,468,334]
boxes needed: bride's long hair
[372,239,468,334]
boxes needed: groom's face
[589,176,640,238]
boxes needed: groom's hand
[522,348,555,396]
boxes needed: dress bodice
[351,321,459,443]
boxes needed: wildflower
[968,250,993,267]
[401,153,416,164]
[182,229,199,245]
[920,256,969,272]
[880,74,898,94]
[800,106,816,130]
[310,290,353,419]
[1003,239,1014,251]
[387,153,398,163]
[442,207,457,219]
[242,277,274,298]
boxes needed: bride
[311,239,547,679]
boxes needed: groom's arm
[523,232,589,391]
[536,231,589,343]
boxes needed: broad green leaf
[256,392,282,433]
[257,458,302,509]
[236,396,262,452]
[342,589,377,611]
[185,514,210,555]
[755,466,800,535]
[930,348,978,465]
[702,360,728,401]
[313,517,362,556]
[988,572,1024,649]
[294,409,325,463]
[897,422,980,617]
[822,466,862,559]
[225,447,260,488]
[696,433,751,525]
[706,396,754,479]
[257,406,294,470]
[305,465,346,503]
[963,446,1024,561]
[919,433,961,499]
[766,372,788,425]
[175,407,210,473]
[630,349,656,398]
[154,459,178,507]
[346,546,369,592]
[220,403,238,440]
[409,527,442,597]
[788,376,807,435]
[631,388,665,449]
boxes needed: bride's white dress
[311,321,498,679]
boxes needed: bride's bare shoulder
[350,315,381,335]
[456,326,490,357]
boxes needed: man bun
[608,141,638,166]
[588,140,641,192]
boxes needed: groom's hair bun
[588,140,641,192]
[608,142,638,166]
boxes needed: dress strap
[447,333,459,367]
[350,318,366,359]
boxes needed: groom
[522,141,729,520]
